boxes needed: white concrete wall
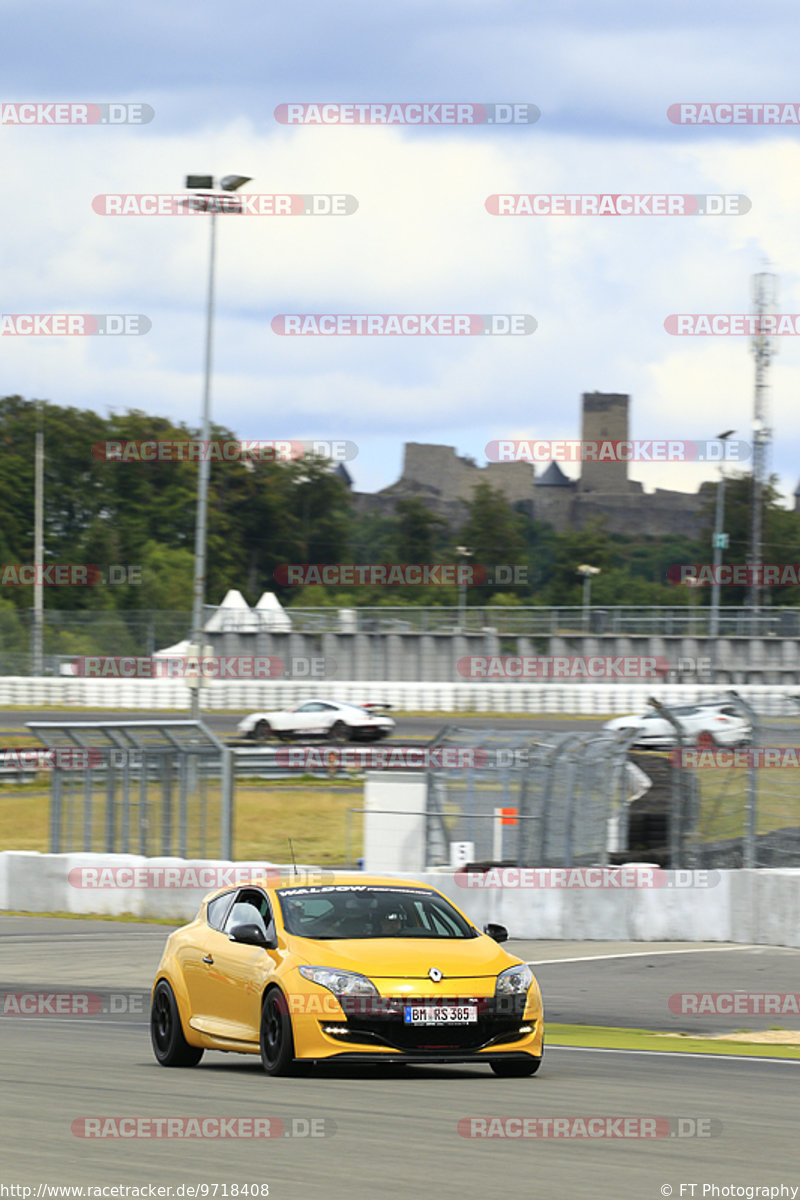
[1,677,798,713]
[363,772,427,873]
[3,851,800,948]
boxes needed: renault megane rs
[151,874,543,1077]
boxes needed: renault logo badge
[428,967,443,982]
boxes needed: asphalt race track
[0,709,606,741]
[1,917,799,1199]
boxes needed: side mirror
[229,923,276,949]
[483,922,509,944]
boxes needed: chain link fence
[625,691,800,868]
[4,606,800,674]
[424,726,645,867]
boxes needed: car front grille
[324,995,530,1054]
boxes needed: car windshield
[276,885,478,940]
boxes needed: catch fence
[423,726,643,868]
[661,691,800,868]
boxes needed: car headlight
[495,964,533,997]
[298,966,379,997]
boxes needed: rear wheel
[254,720,272,742]
[151,980,203,1067]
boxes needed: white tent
[255,591,292,631]
[203,588,260,631]
[152,639,193,658]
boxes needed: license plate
[403,1005,478,1025]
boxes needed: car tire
[490,1054,542,1078]
[328,721,350,744]
[260,988,311,1076]
[254,720,272,741]
[150,980,204,1067]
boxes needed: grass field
[0,778,364,865]
[546,1022,800,1058]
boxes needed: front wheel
[328,721,350,744]
[254,720,272,742]
[260,989,310,1076]
[490,1054,542,1078]
[151,980,203,1067]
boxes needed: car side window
[206,892,235,931]
[223,887,273,936]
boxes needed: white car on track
[603,701,751,749]
[237,699,395,743]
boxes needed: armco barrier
[2,853,800,948]
[1,677,799,714]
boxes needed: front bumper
[289,989,543,1062]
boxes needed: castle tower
[579,392,630,493]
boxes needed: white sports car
[603,702,751,749]
[237,700,395,743]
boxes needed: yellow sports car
[150,874,544,1077]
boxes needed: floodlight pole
[190,206,217,721]
[186,175,251,719]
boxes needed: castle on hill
[350,392,717,537]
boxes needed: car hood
[288,934,517,979]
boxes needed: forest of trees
[1,393,800,619]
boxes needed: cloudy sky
[3,0,800,503]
